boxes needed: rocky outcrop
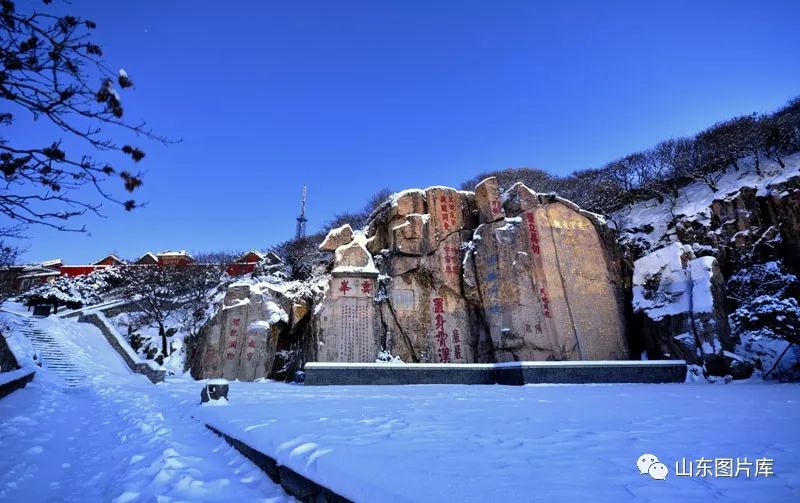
[466,186,628,362]
[193,283,287,381]
[319,224,354,252]
[694,174,800,277]
[632,243,738,374]
[308,177,629,365]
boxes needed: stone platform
[303,360,687,386]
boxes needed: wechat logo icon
[637,453,669,480]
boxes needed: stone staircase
[17,318,86,388]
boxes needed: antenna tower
[295,185,308,239]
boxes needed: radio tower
[295,185,308,239]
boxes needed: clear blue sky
[9,0,800,264]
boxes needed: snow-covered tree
[118,267,187,358]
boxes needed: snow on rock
[319,223,354,252]
[311,177,629,366]
[632,243,693,320]
[633,243,739,376]
[613,153,800,254]
[331,239,379,275]
[189,282,289,381]
[689,256,717,314]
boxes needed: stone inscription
[224,317,241,362]
[393,289,415,311]
[543,203,627,359]
[335,277,373,298]
[338,300,372,362]
[433,296,451,362]
[436,192,458,232]
[443,243,460,276]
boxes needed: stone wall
[78,313,166,384]
[0,332,19,373]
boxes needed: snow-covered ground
[2,312,799,502]
[191,380,800,502]
[0,311,289,502]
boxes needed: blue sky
[8,0,800,264]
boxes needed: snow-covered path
[0,313,290,502]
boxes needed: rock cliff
[307,177,629,366]
[191,155,800,382]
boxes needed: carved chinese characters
[310,177,628,366]
[315,275,381,363]
[194,283,285,381]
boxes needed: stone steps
[18,319,88,388]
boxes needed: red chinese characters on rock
[224,318,242,360]
[539,287,552,318]
[338,278,373,297]
[452,328,463,360]
[245,338,256,361]
[490,199,502,216]
[432,296,451,362]
[526,212,541,255]
[443,244,460,275]
[438,193,458,232]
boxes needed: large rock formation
[193,282,287,380]
[307,177,629,364]
[705,174,800,277]
[632,242,737,374]
[313,236,382,362]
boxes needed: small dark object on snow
[32,305,52,317]
[200,379,229,404]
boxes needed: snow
[613,154,800,251]
[0,311,289,502]
[95,312,160,371]
[389,188,426,207]
[495,216,523,231]
[689,256,717,314]
[0,367,34,387]
[157,250,193,257]
[137,252,158,262]
[224,297,251,310]
[1,301,32,317]
[330,265,380,274]
[194,380,800,503]
[632,242,693,320]
[375,350,403,363]
[21,266,125,307]
[2,312,799,501]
